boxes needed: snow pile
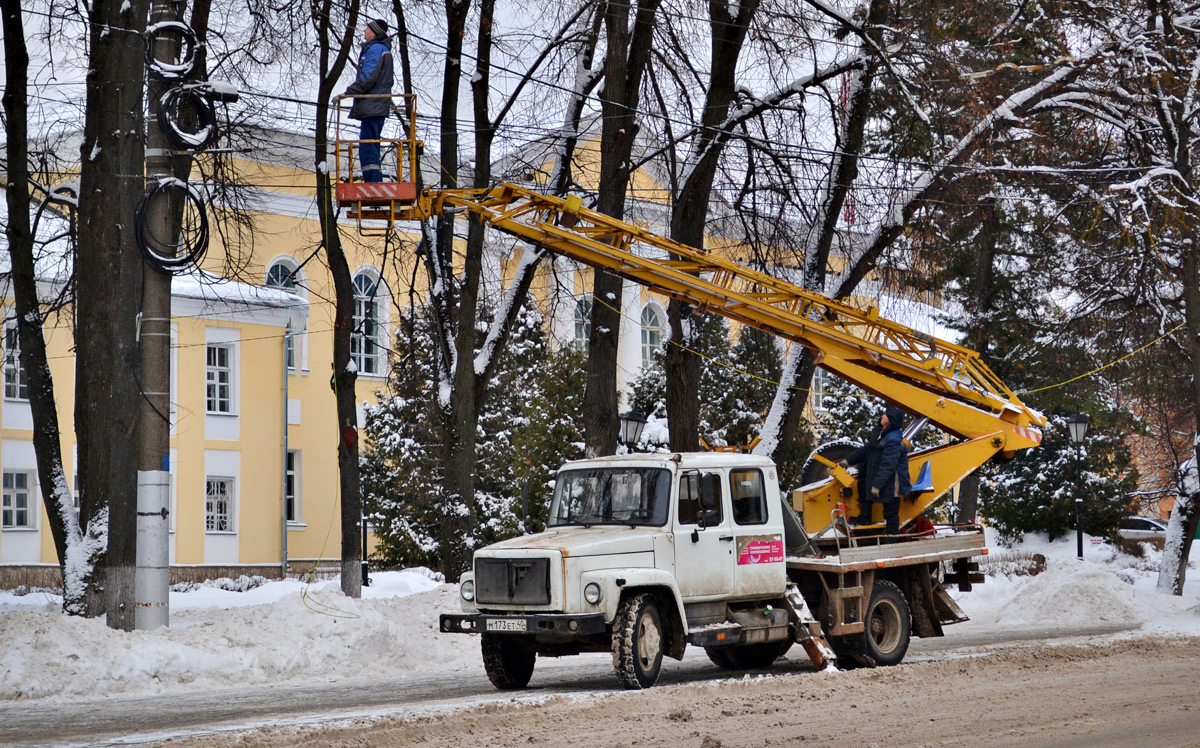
[995,565,1146,626]
[0,571,479,702]
[958,529,1200,634]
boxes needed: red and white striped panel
[1013,424,1043,444]
[336,181,417,205]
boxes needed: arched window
[640,304,665,365]
[573,294,592,353]
[265,261,297,291]
[352,270,387,375]
[266,258,305,370]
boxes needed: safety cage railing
[332,93,423,233]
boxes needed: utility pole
[135,0,188,630]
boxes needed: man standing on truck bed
[841,406,911,536]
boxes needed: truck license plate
[486,617,528,632]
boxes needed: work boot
[848,515,868,527]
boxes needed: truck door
[730,468,786,598]
[674,470,736,599]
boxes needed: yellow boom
[336,115,1046,536]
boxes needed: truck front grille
[475,557,551,605]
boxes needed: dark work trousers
[358,117,385,182]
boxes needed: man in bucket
[344,19,394,183]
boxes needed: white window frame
[3,319,29,402]
[351,269,388,376]
[285,449,302,524]
[812,368,836,412]
[206,343,235,414]
[2,470,34,529]
[205,476,235,533]
[573,294,593,353]
[640,302,666,365]
[266,257,307,371]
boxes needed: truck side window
[678,471,723,526]
[731,469,767,526]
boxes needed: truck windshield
[548,468,671,527]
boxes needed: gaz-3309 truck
[440,451,995,689]
[332,106,1048,690]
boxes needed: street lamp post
[1066,413,1090,560]
[618,410,648,451]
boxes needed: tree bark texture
[664,0,759,453]
[75,0,153,627]
[313,0,361,598]
[583,0,662,457]
[1,0,89,613]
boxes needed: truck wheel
[706,641,791,670]
[704,647,735,668]
[481,634,536,690]
[613,593,664,689]
[864,580,910,666]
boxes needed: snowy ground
[1,531,1198,705]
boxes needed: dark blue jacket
[346,35,394,120]
[847,406,911,503]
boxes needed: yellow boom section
[402,183,1046,455]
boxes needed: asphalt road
[0,623,1135,748]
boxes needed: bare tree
[749,0,1093,475]
[582,0,663,457]
[398,0,598,577]
[1022,0,1200,593]
[2,0,106,616]
[309,0,364,597]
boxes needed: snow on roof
[172,268,305,311]
[877,291,965,345]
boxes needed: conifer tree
[362,302,585,570]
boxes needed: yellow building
[1,120,944,585]
[0,128,420,583]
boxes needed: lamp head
[1066,413,1089,445]
[618,410,647,448]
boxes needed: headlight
[460,579,475,602]
[584,582,602,605]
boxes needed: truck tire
[705,640,791,670]
[704,647,735,668]
[612,592,664,689]
[481,633,536,690]
[863,580,910,666]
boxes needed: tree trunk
[664,0,759,453]
[1161,237,1200,595]
[75,0,153,627]
[313,0,362,598]
[583,0,662,457]
[0,0,92,614]
[427,0,475,579]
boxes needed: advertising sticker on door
[736,535,784,565]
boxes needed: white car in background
[1118,516,1169,543]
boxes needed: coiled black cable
[145,20,199,81]
[133,179,210,274]
[157,87,218,151]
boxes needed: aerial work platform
[332,93,422,234]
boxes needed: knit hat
[368,18,388,36]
